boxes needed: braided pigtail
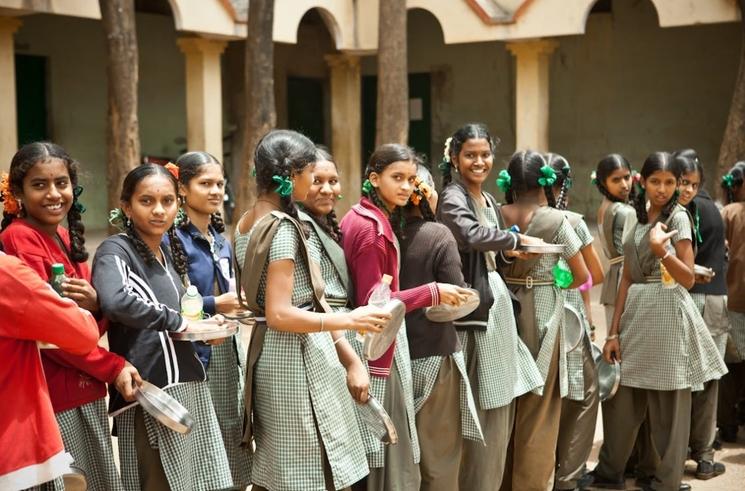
[210,211,226,234]
[326,210,342,243]
[660,190,679,224]
[125,217,158,265]
[544,185,557,209]
[67,197,89,262]
[167,225,189,278]
[634,186,648,224]
[177,198,192,230]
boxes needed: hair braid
[210,211,226,234]
[125,217,158,265]
[596,182,625,203]
[634,186,648,224]
[660,190,679,223]
[167,225,189,278]
[177,197,192,230]
[555,181,569,210]
[544,184,557,208]
[67,197,89,262]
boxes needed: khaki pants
[595,386,691,490]
[689,379,719,462]
[460,333,515,491]
[555,340,599,490]
[417,356,464,491]
[501,336,562,491]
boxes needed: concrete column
[325,53,362,216]
[0,17,21,171]
[177,37,227,159]
[506,39,558,152]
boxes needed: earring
[337,194,343,200]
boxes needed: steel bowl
[596,357,621,401]
[356,395,398,444]
[425,288,480,323]
[363,299,406,361]
[591,343,603,363]
[694,264,715,279]
[135,381,195,434]
[563,303,584,353]
[169,319,239,341]
[519,243,566,254]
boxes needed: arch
[407,7,445,45]
[579,0,739,31]
[273,0,354,50]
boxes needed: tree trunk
[99,0,140,225]
[376,0,408,146]
[718,0,745,192]
[234,0,276,221]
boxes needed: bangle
[319,314,324,332]
[606,334,619,341]
[659,250,671,261]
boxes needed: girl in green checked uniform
[437,124,543,491]
[234,130,390,491]
[546,153,605,491]
[498,150,590,491]
[593,152,727,491]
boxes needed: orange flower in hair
[410,177,433,206]
[164,162,180,180]
[0,173,20,216]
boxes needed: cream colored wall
[13,12,186,229]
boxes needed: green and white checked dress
[115,382,233,491]
[235,219,369,491]
[618,211,728,391]
[564,216,596,402]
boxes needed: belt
[504,276,554,289]
[608,255,624,265]
[325,297,349,308]
[639,276,661,284]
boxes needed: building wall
[13,12,186,229]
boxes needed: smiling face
[603,167,632,201]
[122,174,178,244]
[453,138,493,188]
[302,160,340,217]
[642,170,679,210]
[17,158,73,234]
[180,163,225,217]
[677,170,701,206]
[369,160,418,210]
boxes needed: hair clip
[272,175,293,197]
[362,179,374,195]
[164,162,180,180]
[537,165,557,187]
[496,170,512,193]
[0,173,20,216]
[722,173,735,189]
[108,208,127,230]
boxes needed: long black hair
[175,151,226,233]
[633,152,680,224]
[440,123,499,187]
[254,129,317,227]
[721,161,745,205]
[119,164,188,277]
[1,142,88,262]
[363,143,417,236]
[594,153,635,203]
[302,146,343,243]
[545,152,571,210]
[505,150,554,206]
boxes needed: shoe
[641,484,691,491]
[719,425,738,443]
[577,472,594,490]
[695,460,726,480]
[585,471,624,490]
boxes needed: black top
[689,190,728,296]
[400,218,464,359]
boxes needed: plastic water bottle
[50,263,68,297]
[358,275,392,342]
[181,285,204,321]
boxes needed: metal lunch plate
[135,381,195,434]
[591,343,603,364]
[563,303,584,353]
[694,264,715,278]
[356,395,398,444]
[596,358,621,401]
[363,299,406,361]
[425,288,480,323]
[169,320,239,341]
[519,243,566,254]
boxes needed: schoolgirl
[497,150,589,490]
[92,164,233,491]
[593,152,727,491]
[234,130,388,491]
[671,149,728,480]
[0,142,136,491]
[399,163,484,491]
[545,152,604,491]
[718,161,745,443]
[436,124,542,490]
[173,151,251,489]
[340,143,469,491]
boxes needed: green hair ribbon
[72,185,86,214]
[552,262,574,289]
[251,167,257,177]
[537,165,557,187]
[590,171,598,186]
[174,207,187,227]
[108,208,127,230]
[694,209,703,245]
[722,173,734,189]
[272,175,293,197]
[496,170,512,193]
[362,179,374,195]
[562,163,573,189]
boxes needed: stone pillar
[177,37,227,159]
[0,17,21,171]
[506,39,558,152]
[325,53,362,216]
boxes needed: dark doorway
[287,76,326,145]
[15,54,48,145]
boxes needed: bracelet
[606,334,619,341]
[659,250,671,261]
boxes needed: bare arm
[603,262,632,363]
[566,252,590,289]
[581,243,605,285]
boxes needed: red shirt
[0,220,125,412]
[0,253,99,489]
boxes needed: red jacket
[0,220,125,412]
[0,253,99,489]
[340,198,438,376]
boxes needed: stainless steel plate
[597,358,621,401]
[519,243,566,254]
[169,321,239,341]
[694,264,715,278]
[135,381,195,434]
[363,299,406,361]
[425,288,480,323]
[591,343,603,364]
[563,303,584,353]
[356,395,398,444]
